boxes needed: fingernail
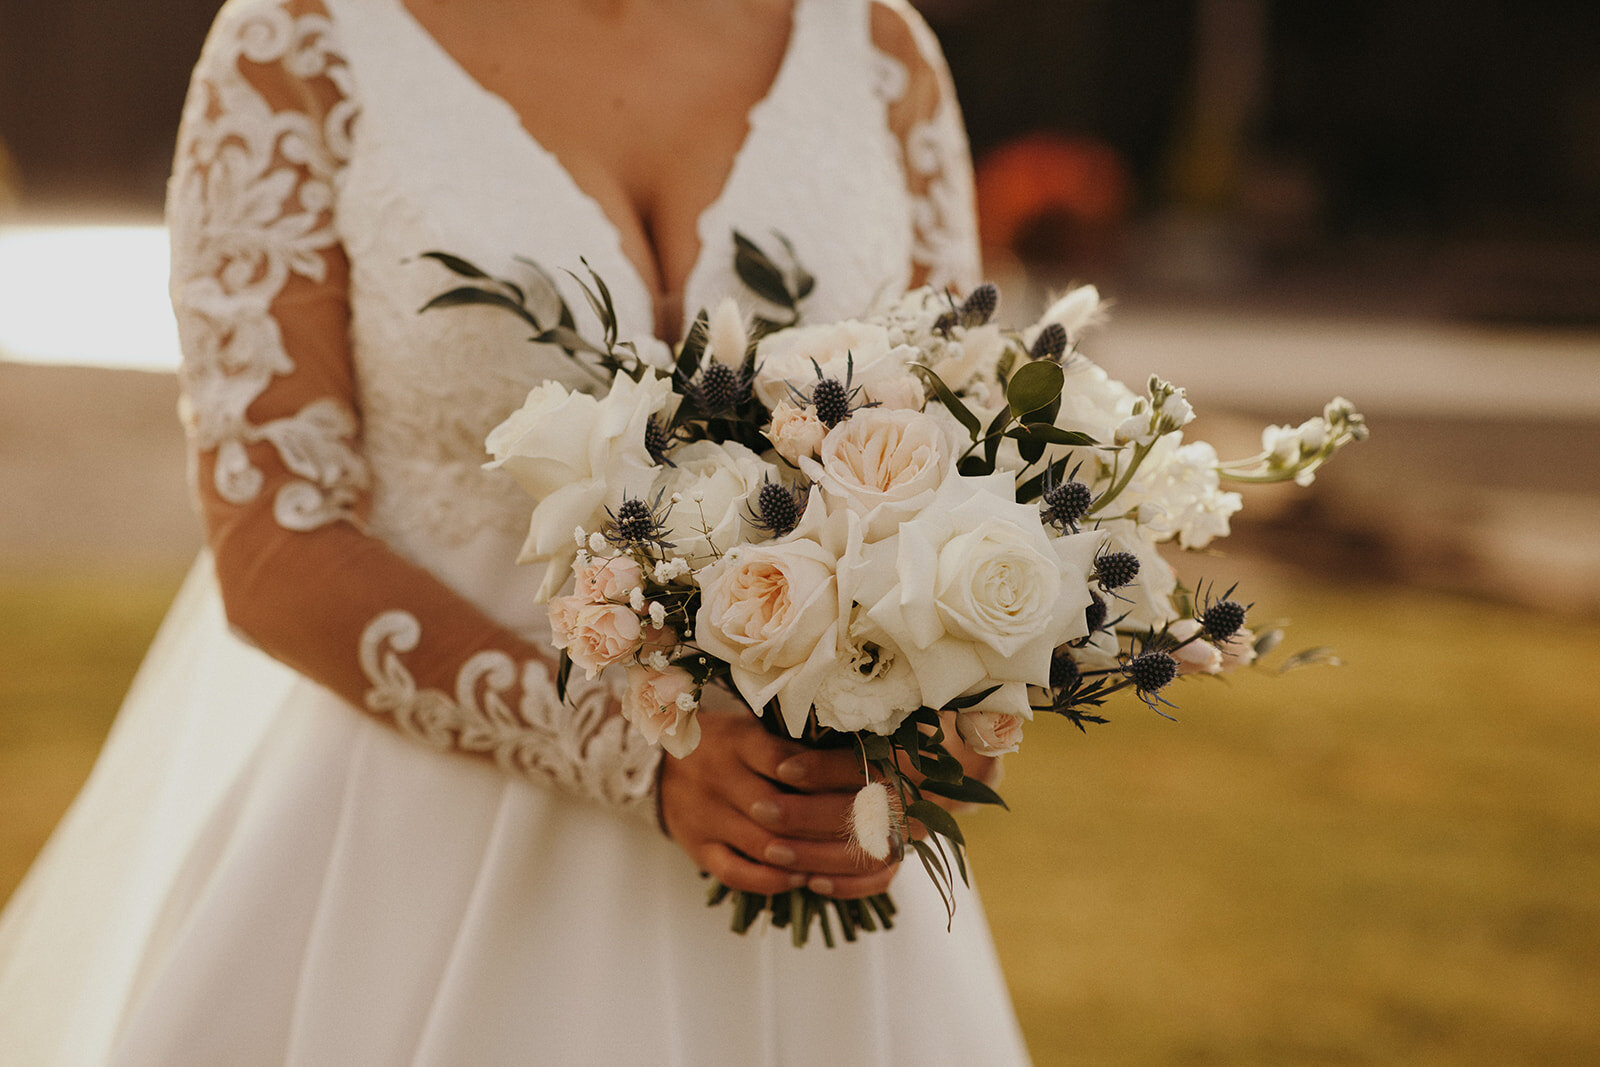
[788,873,807,888]
[750,800,782,825]
[764,842,798,866]
[775,757,806,785]
[809,877,835,896]
[888,827,905,863]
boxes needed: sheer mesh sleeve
[168,0,660,817]
[870,0,982,293]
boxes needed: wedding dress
[0,0,1029,1061]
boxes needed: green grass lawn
[3,567,1597,1063]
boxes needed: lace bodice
[169,0,979,815]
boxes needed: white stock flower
[800,407,952,541]
[850,473,1103,709]
[651,440,777,563]
[1097,520,1179,631]
[1168,618,1223,675]
[486,372,673,599]
[1124,439,1242,549]
[928,323,1007,394]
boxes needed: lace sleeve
[168,0,660,818]
[870,0,981,293]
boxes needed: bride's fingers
[744,789,878,844]
[696,842,808,897]
[807,865,899,900]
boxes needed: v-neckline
[391,0,809,342]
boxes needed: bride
[0,0,1030,1061]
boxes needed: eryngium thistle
[691,359,743,413]
[644,413,676,466]
[1050,649,1080,691]
[604,494,673,550]
[810,376,851,428]
[751,479,805,537]
[1094,551,1141,591]
[1201,598,1248,642]
[1042,478,1092,532]
[1029,322,1067,362]
[1126,650,1178,694]
[959,283,999,327]
[1084,593,1108,635]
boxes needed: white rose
[851,473,1103,709]
[863,372,926,411]
[766,399,828,464]
[486,372,673,599]
[692,498,843,735]
[652,440,777,563]
[752,320,906,410]
[800,407,951,542]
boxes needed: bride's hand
[659,696,899,900]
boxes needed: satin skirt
[0,557,1029,1065]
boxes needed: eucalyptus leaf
[1276,645,1344,673]
[419,286,539,328]
[911,365,980,440]
[1013,423,1097,447]
[907,799,966,846]
[917,776,1009,810]
[420,250,490,279]
[1006,359,1065,419]
[733,236,794,309]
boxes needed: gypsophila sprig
[435,235,1364,946]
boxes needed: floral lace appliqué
[169,1,368,531]
[359,610,661,814]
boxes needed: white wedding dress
[0,0,1029,1062]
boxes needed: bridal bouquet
[422,238,1365,946]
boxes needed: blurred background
[2,0,1597,1061]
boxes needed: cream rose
[955,709,1026,757]
[766,400,828,464]
[652,440,777,563]
[752,320,910,410]
[863,373,926,412]
[691,497,843,736]
[622,665,701,758]
[574,554,644,604]
[799,407,951,542]
[550,600,644,679]
[485,372,673,599]
[851,473,1103,709]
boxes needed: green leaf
[733,233,794,308]
[1011,423,1097,447]
[420,251,490,279]
[944,684,1001,711]
[535,326,606,357]
[774,232,816,300]
[555,652,572,703]
[1276,645,1344,673]
[1006,360,1065,419]
[419,286,540,329]
[858,733,893,761]
[910,365,980,440]
[983,405,1011,470]
[917,776,1009,810]
[907,799,966,846]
